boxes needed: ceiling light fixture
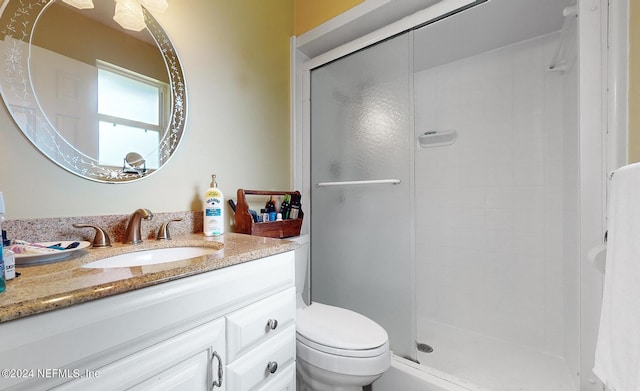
[113,0,146,31]
[62,0,168,32]
[138,0,168,14]
[61,0,94,9]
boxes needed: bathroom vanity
[0,233,296,391]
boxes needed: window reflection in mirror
[97,61,168,169]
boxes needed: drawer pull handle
[267,361,278,374]
[211,350,223,389]
[267,319,279,330]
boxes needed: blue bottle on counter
[0,192,6,293]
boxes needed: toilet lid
[296,303,388,353]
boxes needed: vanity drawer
[226,286,295,362]
[254,361,295,391]
[225,324,296,391]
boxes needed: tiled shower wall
[414,32,569,356]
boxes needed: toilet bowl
[289,235,390,391]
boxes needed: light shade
[113,0,146,32]
[61,0,94,9]
[139,0,168,13]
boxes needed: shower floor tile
[417,320,576,391]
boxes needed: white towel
[594,162,640,391]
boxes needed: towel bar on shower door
[315,179,401,187]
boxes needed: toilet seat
[296,302,389,358]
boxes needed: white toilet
[289,235,390,391]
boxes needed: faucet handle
[156,218,182,241]
[73,224,112,248]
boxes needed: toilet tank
[287,234,309,306]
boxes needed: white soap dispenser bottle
[204,174,224,236]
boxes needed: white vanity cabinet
[0,251,295,391]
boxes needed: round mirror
[0,0,186,183]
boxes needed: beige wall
[0,0,293,228]
[294,0,364,35]
[630,0,640,162]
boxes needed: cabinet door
[54,318,226,391]
[129,349,213,391]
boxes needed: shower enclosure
[305,0,599,390]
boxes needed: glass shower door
[310,32,415,359]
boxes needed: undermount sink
[82,247,218,269]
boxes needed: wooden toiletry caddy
[235,189,303,238]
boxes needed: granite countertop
[0,233,297,323]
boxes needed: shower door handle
[315,179,401,187]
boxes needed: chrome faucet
[124,208,153,244]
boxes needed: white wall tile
[485,208,515,231]
[415,33,566,355]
